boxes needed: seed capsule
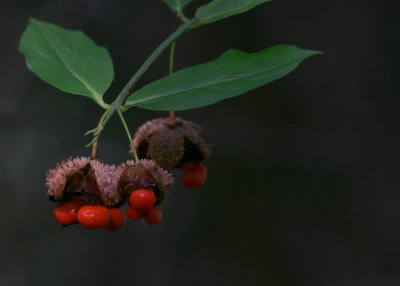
[118,165,156,198]
[46,157,123,207]
[133,117,211,171]
[118,159,174,206]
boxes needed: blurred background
[0,0,399,285]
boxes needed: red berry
[179,162,193,170]
[128,189,156,211]
[125,205,145,221]
[53,199,89,225]
[145,208,162,225]
[105,208,126,231]
[182,163,207,188]
[77,205,111,229]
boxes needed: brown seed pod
[46,157,91,201]
[46,157,123,207]
[91,160,124,207]
[133,117,211,171]
[118,159,174,206]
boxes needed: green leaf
[125,45,322,111]
[18,18,114,108]
[162,0,194,13]
[195,0,271,26]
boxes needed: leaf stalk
[88,18,196,152]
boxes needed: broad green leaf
[125,45,322,111]
[19,18,114,108]
[162,0,194,13]
[195,0,271,26]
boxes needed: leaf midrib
[37,24,103,103]
[128,54,307,106]
[198,0,269,23]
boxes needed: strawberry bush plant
[18,0,321,230]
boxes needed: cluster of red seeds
[52,190,164,230]
[53,200,126,231]
[125,189,162,225]
[52,162,206,229]
[48,117,211,230]
[51,162,207,230]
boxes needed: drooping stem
[91,139,98,159]
[117,108,139,164]
[90,108,110,159]
[102,18,196,127]
[86,18,196,148]
[169,41,176,124]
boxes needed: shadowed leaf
[195,0,271,26]
[19,18,114,108]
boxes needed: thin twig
[169,41,176,124]
[96,18,196,139]
[169,111,176,123]
[90,108,110,159]
[117,108,139,164]
[91,141,98,159]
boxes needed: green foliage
[162,0,194,13]
[18,18,114,108]
[195,0,271,25]
[125,45,321,111]
[18,3,322,146]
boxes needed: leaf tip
[28,17,42,26]
[306,49,324,58]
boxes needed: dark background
[0,0,399,285]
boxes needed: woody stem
[86,19,196,150]
[101,18,196,128]
[91,108,110,159]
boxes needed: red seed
[53,199,89,226]
[179,162,193,170]
[125,205,145,221]
[144,207,162,225]
[77,205,111,229]
[105,208,126,231]
[128,189,156,211]
[182,163,207,188]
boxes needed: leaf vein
[38,26,103,103]
[199,1,267,23]
[129,55,305,105]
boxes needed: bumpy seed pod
[118,159,174,206]
[46,157,123,207]
[91,160,125,207]
[133,117,211,171]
